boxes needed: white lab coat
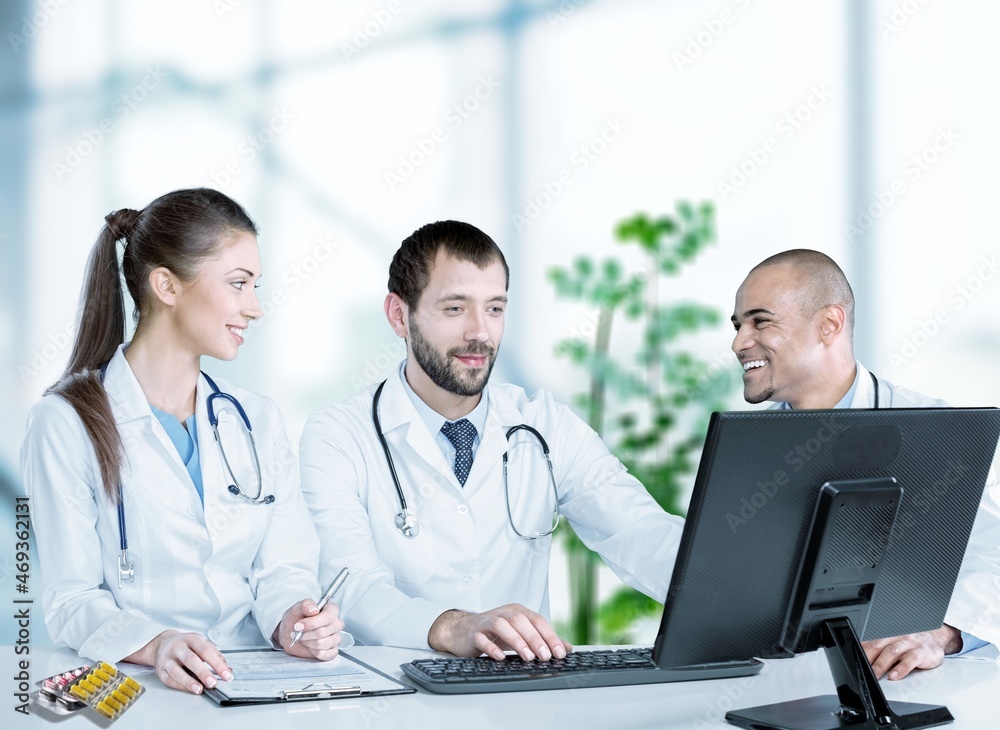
[773,362,1000,649]
[20,345,322,662]
[853,363,1000,649]
[299,363,685,649]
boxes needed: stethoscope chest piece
[395,510,419,539]
[106,367,274,587]
[117,551,135,589]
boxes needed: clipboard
[202,649,415,706]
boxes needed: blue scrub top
[151,405,204,504]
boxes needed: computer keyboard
[400,648,763,694]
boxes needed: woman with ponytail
[20,188,345,694]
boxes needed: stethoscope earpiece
[230,483,274,504]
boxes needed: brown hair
[47,188,257,501]
[388,220,509,310]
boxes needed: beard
[743,384,775,404]
[409,318,497,397]
[742,369,775,404]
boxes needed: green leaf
[548,201,733,644]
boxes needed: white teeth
[228,326,242,336]
[743,360,766,372]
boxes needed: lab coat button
[456,505,468,516]
[461,575,473,586]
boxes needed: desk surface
[7,646,998,729]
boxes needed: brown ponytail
[46,189,257,502]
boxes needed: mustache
[450,343,495,357]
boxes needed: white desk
[8,646,998,729]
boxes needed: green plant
[547,201,735,644]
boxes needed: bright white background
[2,0,999,645]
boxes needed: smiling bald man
[730,249,1000,680]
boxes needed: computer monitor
[652,408,1000,730]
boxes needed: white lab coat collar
[375,362,530,489]
[101,344,222,500]
[849,361,878,409]
[376,366,441,462]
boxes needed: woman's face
[172,230,263,361]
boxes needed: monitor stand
[726,617,953,730]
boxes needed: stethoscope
[371,380,562,541]
[869,371,880,409]
[111,370,273,588]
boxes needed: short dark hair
[752,248,856,332]
[388,220,509,309]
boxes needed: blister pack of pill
[37,661,144,721]
[35,663,91,715]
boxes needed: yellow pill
[118,683,136,698]
[100,662,118,676]
[106,696,123,711]
[94,669,112,682]
[69,685,89,700]
[95,700,116,718]
[112,689,129,704]
[79,679,98,693]
[124,677,141,691]
[86,674,105,687]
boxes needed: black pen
[290,567,349,647]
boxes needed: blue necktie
[441,419,477,486]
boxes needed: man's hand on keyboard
[427,604,573,662]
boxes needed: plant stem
[570,305,614,644]
[588,307,613,436]
[568,546,598,645]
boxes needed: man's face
[405,250,507,397]
[730,263,827,406]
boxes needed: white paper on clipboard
[206,650,413,704]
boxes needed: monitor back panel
[654,408,1000,667]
